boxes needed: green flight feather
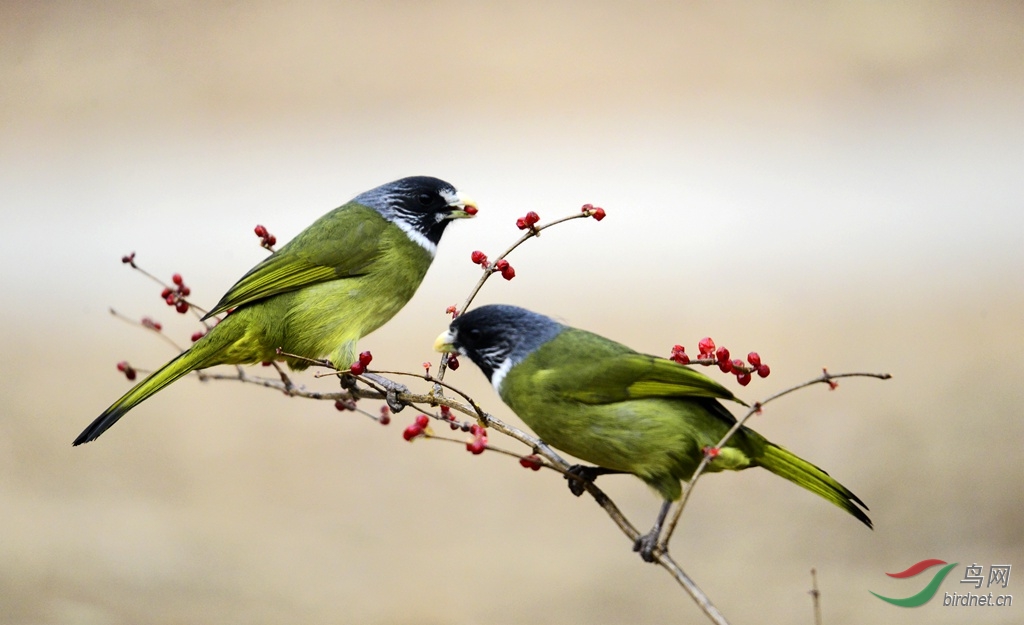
[204,206,387,319]
[532,329,743,405]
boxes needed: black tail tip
[72,409,124,446]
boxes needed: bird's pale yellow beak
[446,191,477,219]
[433,329,456,353]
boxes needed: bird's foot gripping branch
[94,189,887,625]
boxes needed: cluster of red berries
[466,423,488,455]
[160,273,191,314]
[670,337,771,387]
[581,203,607,221]
[470,251,516,280]
[116,361,137,381]
[403,414,431,441]
[141,317,162,332]
[349,350,373,375]
[516,211,540,232]
[253,224,277,249]
[518,454,543,471]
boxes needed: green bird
[434,304,871,560]
[75,176,476,446]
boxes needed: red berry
[698,337,715,356]
[466,438,486,455]
[450,422,460,430]
[172,273,183,285]
[379,413,390,425]
[358,350,373,366]
[447,354,460,370]
[747,352,762,367]
[591,207,606,221]
[402,424,423,441]
[165,295,176,306]
[703,446,720,459]
[737,372,752,386]
[254,224,267,237]
[334,399,352,411]
[718,359,733,373]
[463,205,478,216]
[496,260,515,280]
[266,235,276,246]
[261,361,272,366]
[415,414,430,428]
[519,455,543,471]
[470,424,484,436]
[422,361,431,371]
[191,331,205,342]
[524,211,540,226]
[349,361,366,376]
[757,364,771,378]
[160,287,173,299]
[178,286,191,296]
[175,300,189,314]
[670,344,690,364]
[731,358,745,372]
[121,252,135,264]
[471,250,488,265]
[715,346,730,363]
[581,203,593,212]
[116,361,137,381]
[515,218,528,230]
[440,405,452,420]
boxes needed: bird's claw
[632,531,660,563]
[565,464,599,497]
[363,373,409,413]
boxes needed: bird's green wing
[532,329,745,406]
[203,205,387,319]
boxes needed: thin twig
[109,308,186,352]
[660,370,892,550]
[810,568,822,625]
[435,211,596,382]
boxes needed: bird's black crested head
[354,176,476,254]
[439,305,565,385]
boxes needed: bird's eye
[418,193,432,206]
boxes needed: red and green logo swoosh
[870,559,959,607]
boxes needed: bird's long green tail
[73,327,236,446]
[757,443,872,529]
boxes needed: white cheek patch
[392,217,437,257]
[490,357,514,394]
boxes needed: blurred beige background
[2,1,1022,624]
